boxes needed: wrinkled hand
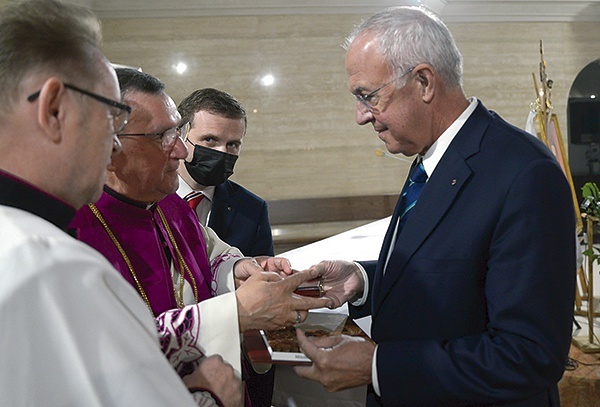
[233,258,263,287]
[293,329,375,392]
[306,260,365,308]
[255,256,293,276]
[235,269,333,332]
[182,355,243,407]
[233,257,293,288]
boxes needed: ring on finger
[295,310,302,324]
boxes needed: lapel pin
[451,179,457,186]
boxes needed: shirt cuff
[197,292,241,378]
[350,261,369,307]
[371,344,381,396]
[215,256,243,294]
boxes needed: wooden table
[559,344,600,407]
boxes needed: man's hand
[232,258,262,287]
[182,355,243,407]
[306,260,365,308]
[235,269,333,332]
[233,257,293,288]
[293,329,375,392]
[255,256,294,276]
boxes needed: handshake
[177,259,369,407]
[233,258,366,332]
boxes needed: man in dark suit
[176,87,275,407]
[294,6,576,407]
[176,88,274,258]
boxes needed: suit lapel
[210,182,236,235]
[371,161,416,304]
[373,102,493,314]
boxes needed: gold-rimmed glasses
[118,122,191,151]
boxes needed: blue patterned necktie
[398,161,428,230]
[380,160,428,278]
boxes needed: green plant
[581,182,600,217]
[580,182,600,264]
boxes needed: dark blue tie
[374,160,428,296]
[397,161,427,230]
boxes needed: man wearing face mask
[70,71,331,407]
[177,88,276,407]
[177,88,274,258]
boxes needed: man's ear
[36,78,66,143]
[414,64,436,104]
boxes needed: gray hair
[345,6,463,89]
[0,0,102,118]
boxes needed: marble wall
[99,15,600,200]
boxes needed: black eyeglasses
[118,122,191,151]
[27,83,131,134]
[354,66,416,114]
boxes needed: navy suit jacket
[352,102,576,406]
[208,180,274,257]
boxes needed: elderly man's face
[108,90,187,203]
[346,32,427,157]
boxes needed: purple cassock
[70,188,214,316]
